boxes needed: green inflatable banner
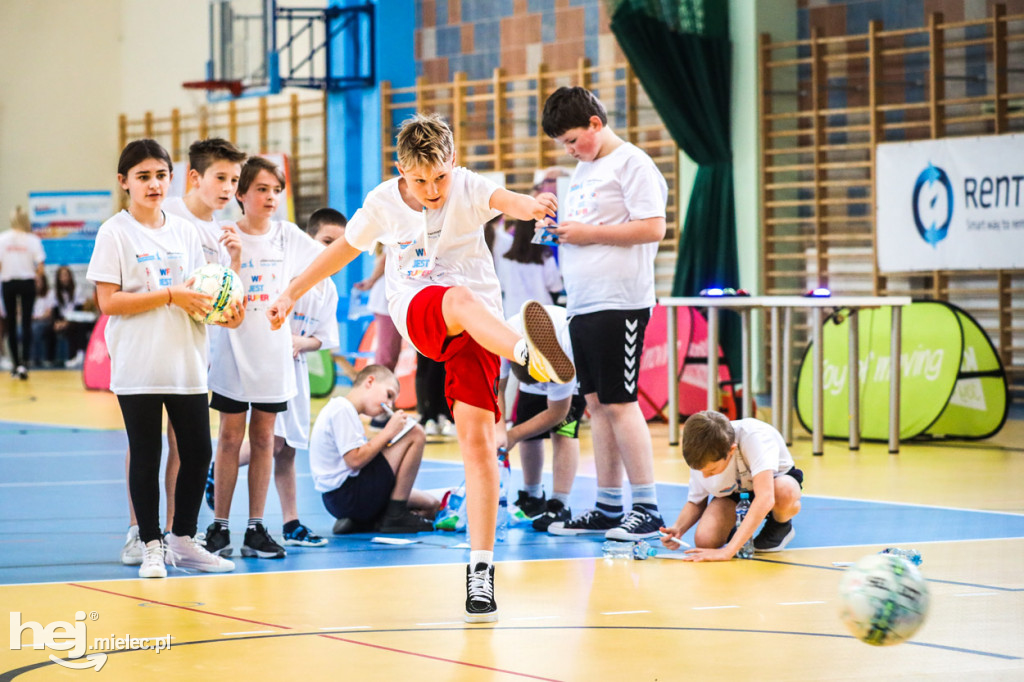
[796,301,1007,441]
[307,349,336,399]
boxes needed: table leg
[707,306,719,412]
[812,307,824,456]
[667,306,680,446]
[889,306,902,454]
[782,307,793,446]
[741,308,753,419]
[770,307,781,432]
[849,309,860,451]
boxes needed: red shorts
[406,286,500,421]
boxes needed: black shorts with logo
[568,308,650,404]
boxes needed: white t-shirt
[686,419,796,504]
[496,254,563,318]
[32,289,56,319]
[559,142,667,315]
[0,230,46,281]
[499,305,576,401]
[86,210,208,395]
[308,396,368,492]
[208,221,321,403]
[275,278,340,449]
[163,197,227,265]
[344,167,502,349]
[367,275,388,316]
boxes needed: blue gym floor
[3,421,1023,586]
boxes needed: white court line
[601,610,650,615]
[953,592,999,597]
[0,479,124,488]
[319,625,372,631]
[692,605,739,611]
[221,630,277,636]
[416,621,463,626]
[778,601,826,606]
[509,616,559,622]
[0,450,125,459]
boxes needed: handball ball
[187,263,244,324]
[838,553,930,646]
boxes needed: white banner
[876,133,1024,272]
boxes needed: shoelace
[619,510,651,532]
[569,511,601,527]
[467,569,493,603]
[142,542,165,566]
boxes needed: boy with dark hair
[540,86,669,542]
[268,112,573,623]
[660,411,804,559]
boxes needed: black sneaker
[465,562,498,623]
[202,522,232,558]
[605,507,664,541]
[548,509,622,536]
[379,510,434,534]
[753,516,795,553]
[332,517,355,535]
[515,490,547,518]
[204,464,216,511]
[241,523,286,559]
[532,499,570,532]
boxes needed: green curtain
[609,0,742,388]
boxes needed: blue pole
[326,0,415,360]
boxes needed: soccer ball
[186,263,244,324]
[839,553,930,646]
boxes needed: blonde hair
[681,411,735,470]
[395,113,454,170]
[10,206,31,232]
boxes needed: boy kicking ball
[268,113,573,623]
[660,410,803,560]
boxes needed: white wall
[0,1,210,225]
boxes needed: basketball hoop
[182,80,246,98]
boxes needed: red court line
[69,583,561,681]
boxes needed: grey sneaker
[120,526,144,566]
[753,516,795,553]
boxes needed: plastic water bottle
[879,547,923,566]
[735,492,755,559]
[496,448,511,542]
[601,540,657,560]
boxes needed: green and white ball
[187,263,244,324]
[839,553,930,646]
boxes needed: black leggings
[2,279,36,367]
[117,393,213,543]
[415,353,452,422]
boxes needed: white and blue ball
[839,552,930,646]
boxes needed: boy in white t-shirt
[310,364,438,533]
[661,411,804,559]
[217,208,346,548]
[120,137,246,567]
[268,113,574,624]
[540,86,669,542]
[497,304,582,532]
[203,156,322,561]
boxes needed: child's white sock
[469,550,493,568]
[513,339,528,365]
[524,483,543,498]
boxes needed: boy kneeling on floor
[310,364,440,534]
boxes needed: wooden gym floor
[1,371,1022,680]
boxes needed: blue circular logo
[912,163,953,247]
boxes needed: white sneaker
[165,533,235,573]
[437,415,454,437]
[64,351,85,369]
[423,419,440,436]
[120,526,144,566]
[138,540,167,579]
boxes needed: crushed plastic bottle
[735,492,755,559]
[879,547,923,566]
[601,540,658,560]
